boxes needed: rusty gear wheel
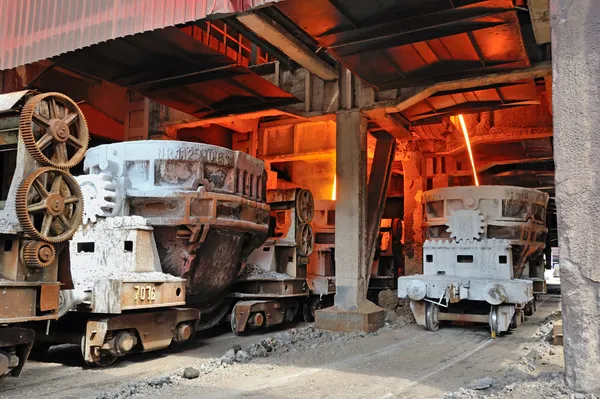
[20,92,89,169]
[296,222,314,257]
[16,167,83,243]
[296,189,314,223]
[22,241,56,268]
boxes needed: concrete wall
[551,0,600,392]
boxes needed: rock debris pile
[96,376,173,399]
[378,289,416,328]
[179,294,415,380]
[182,325,383,379]
[97,295,414,399]
[443,311,598,399]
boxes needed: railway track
[0,295,561,399]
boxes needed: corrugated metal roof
[51,26,298,118]
[0,0,280,71]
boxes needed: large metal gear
[445,209,486,242]
[16,167,83,243]
[76,173,122,224]
[296,222,314,256]
[19,92,89,169]
[296,189,314,223]
[22,241,56,268]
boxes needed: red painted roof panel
[0,0,280,70]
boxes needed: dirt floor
[0,290,580,399]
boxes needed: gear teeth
[76,173,121,224]
[15,172,40,240]
[23,240,56,268]
[16,167,83,243]
[20,92,89,169]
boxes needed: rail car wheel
[425,302,440,332]
[81,336,117,367]
[523,301,533,317]
[196,296,231,331]
[284,308,296,323]
[296,223,314,257]
[303,296,324,323]
[489,305,502,337]
[20,92,89,169]
[230,305,246,336]
[28,342,52,360]
[16,167,83,243]
[296,189,314,223]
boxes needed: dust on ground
[96,291,414,399]
[443,311,599,399]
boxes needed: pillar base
[315,301,384,333]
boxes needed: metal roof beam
[454,156,554,176]
[331,20,506,57]
[376,59,524,90]
[321,7,513,57]
[431,81,528,97]
[410,99,540,124]
[371,113,412,140]
[236,13,338,81]
[377,61,549,95]
[128,65,248,92]
[438,127,553,156]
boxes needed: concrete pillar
[551,0,600,392]
[333,110,368,309]
[314,110,385,333]
[401,149,426,275]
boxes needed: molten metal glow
[458,114,479,186]
[332,175,337,200]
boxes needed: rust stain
[39,284,60,312]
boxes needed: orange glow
[332,175,337,201]
[458,114,479,186]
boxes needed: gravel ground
[443,311,599,399]
[96,292,415,399]
[6,293,568,399]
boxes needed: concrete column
[333,110,368,309]
[401,149,426,275]
[551,0,600,392]
[315,110,385,333]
